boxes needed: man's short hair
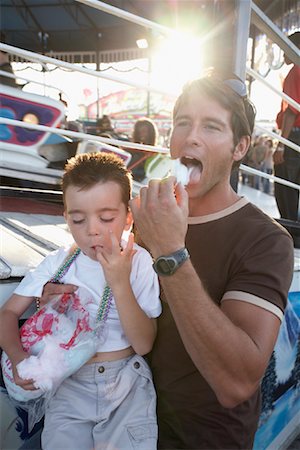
[173,74,256,145]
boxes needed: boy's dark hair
[173,73,256,169]
[62,152,132,208]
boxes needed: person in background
[0,152,161,450]
[96,115,115,137]
[130,73,294,449]
[273,31,300,222]
[252,135,268,190]
[132,117,158,147]
[129,118,158,182]
[261,137,274,194]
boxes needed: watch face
[156,257,176,275]
[153,248,189,276]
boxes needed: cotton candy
[170,159,192,186]
[2,287,102,405]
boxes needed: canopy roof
[1,0,297,54]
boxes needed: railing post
[233,0,252,81]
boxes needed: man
[130,74,294,449]
[273,31,300,222]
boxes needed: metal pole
[233,0,252,81]
[147,53,151,117]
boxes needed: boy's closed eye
[100,217,114,223]
[72,217,85,224]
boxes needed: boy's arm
[112,281,157,355]
[0,294,38,389]
[96,232,157,355]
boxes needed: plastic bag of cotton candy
[1,287,100,428]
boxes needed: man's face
[64,181,131,261]
[170,92,244,213]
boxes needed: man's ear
[233,135,251,162]
[125,210,133,231]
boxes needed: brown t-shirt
[150,198,294,450]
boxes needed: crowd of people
[242,134,275,194]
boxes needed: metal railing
[0,1,299,197]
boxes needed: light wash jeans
[42,355,157,450]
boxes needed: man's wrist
[153,247,190,276]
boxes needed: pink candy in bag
[1,287,101,404]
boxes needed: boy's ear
[125,210,133,231]
[233,135,251,162]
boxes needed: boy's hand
[12,356,38,391]
[40,282,77,307]
[95,232,136,287]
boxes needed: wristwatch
[152,247,190,276]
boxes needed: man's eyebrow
[174,114,227,127]
[203,116,227,127]
[174,114,190,121]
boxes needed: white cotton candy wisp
[170,159,192,186]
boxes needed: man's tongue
[188,164,202,184]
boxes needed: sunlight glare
[151,32,204,95]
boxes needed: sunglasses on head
[223,79,248,98]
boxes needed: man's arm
[158,262,280,408]
[130,178,287,408]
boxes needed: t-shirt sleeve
[223,229,294,318]
[14,247,70,298]
[130,245,162,318]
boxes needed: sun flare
[151,32,204,95]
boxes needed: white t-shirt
[15,242,161,352]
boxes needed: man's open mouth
[181,157,203,184]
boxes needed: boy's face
[170,91,249,214]
[64,181,132,261]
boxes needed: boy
[0,152,161,450]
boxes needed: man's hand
[273,143,285,165]
[40,282,77,307]
[130,176,189,258]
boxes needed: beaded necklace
[49,246,113,324]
